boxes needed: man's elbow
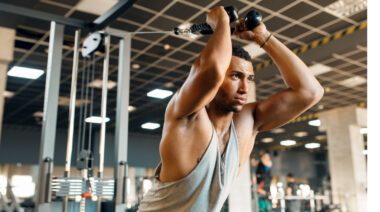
[303,85,324,105]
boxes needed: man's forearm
[198,19,232,79]
[262,33,323,97]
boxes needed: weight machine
[0,1,264,211]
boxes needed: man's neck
[206,103,234,135]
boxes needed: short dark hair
[287,173,294,178]
[232,46,252,62]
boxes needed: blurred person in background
[286,173,301,212]
[256,152,272,212]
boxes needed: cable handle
[175,6,238,35]
[244,9,262,30]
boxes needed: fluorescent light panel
[76,0,118,15]
[4,90,14,98]
[88,79,117,90]
[280,140,296,146]
[85,116,110,124]
[7,66,44,79]
[305,143,321,149]
[128,106,136,112]
[339,76,366,88]
[270,128,285,134]
[147,89,173,99]
[326,0,367,17]
[261,137,274,143]
[309,63,332,76]
[294,131,308,137]
[243,43,266,59]
[360,127,367,134]
[308,119,321,126]
[141,122,160,130]
[58,96,90,107]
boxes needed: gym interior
[0,0,371,212]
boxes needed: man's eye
[232,74,239,79]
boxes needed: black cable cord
[77,57,86,160]
[81,56,91,151]
[88,54,95,153]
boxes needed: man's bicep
[253,88,311,131]
[168,67,223,119]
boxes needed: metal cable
[77,57,86,160]
[88,53,96,153]
[81,57,91,151]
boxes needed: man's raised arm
[166,7,232,119]
[235,21,324,131]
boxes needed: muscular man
[138,6,323,212]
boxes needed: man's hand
[234,18,271,46]
[206,6,230,30]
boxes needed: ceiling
[0,0,367,151]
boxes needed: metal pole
[62,29,81,212]
[35,21,64,212]
[113,31,131,212]
[97,34,111,212]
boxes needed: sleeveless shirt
[138,121,239,212]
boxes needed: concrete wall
[0,125,161,168]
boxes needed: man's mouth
[234,97,247,104]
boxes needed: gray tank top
[138,121,239,212]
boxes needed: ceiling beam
[255,28,367,80]
[0,2,88,29]
[89,0,138,32]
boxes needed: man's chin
[231,105,243,113]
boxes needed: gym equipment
[132,8,262,36]
[174,6,238,35]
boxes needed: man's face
[214,56,254,113]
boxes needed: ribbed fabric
[138,121,239,212]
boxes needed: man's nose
[238,79,249,94]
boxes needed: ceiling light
[128,105,136,112]
[4,90,14,98]
[305,143,321,149]
[362,149,367,155]
[261,137,274,143]
[33,111,44,118]
[339,76,366,88]
[324,87,331,93]
[164,82,174,88]
[7,66,44,79]
[88,79,117,90]
[360,127,367,134]
[76,0,118,15]
[243,43,265,59]
[132,64,140,69]
[58,96,90,107]
[141,122,160,130]
[309,63,332,76]
[308,119,321,127]
[270,128,285,134]
[294,131,308,137]
[85,116,110,124]
[147,89,173,99]
[326,0,367,17]
[318,104,324,110]
[163,44,171,50]
[280,140,296,146]
[315,135,327,141]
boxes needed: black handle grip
[188,6,238,35]
[245,10,262,30]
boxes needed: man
[138,6,323,212]
[256,152,273,212]
[286,173,301,212]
